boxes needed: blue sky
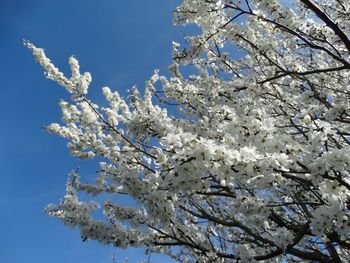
[0,1,185,262]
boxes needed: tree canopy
[26,0,350,262]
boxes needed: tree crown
[26,0,350,262]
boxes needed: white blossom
[27,0,350,262]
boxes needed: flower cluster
[28,0,350,262]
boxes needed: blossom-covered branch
[27,0,350,262]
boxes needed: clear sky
[0,1,183,262]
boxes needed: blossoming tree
[26,0,350,262]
